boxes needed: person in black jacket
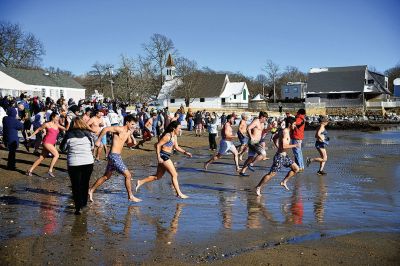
[60,117,94,215]
[2,107,23,170]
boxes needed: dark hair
[226,115,232,121]
[297,108,306,115]
[50,111,59,121]
[161,120,180,139]
[85,107,92,113]
[259,111,268,118]
[124,114,137,124]
[285,116,296,126]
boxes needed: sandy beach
[0,127,399,265]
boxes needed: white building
[0,67,85,102]
[157,55,249,109]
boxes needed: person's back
[3,108,23,144]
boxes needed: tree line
[1,21,399,104]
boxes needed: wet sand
[0,128,400,265]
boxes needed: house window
[243,89,247,100]
[41,88,46,98]
[170,99,175,103]
[284,88,289,93]
[221,98,225,103]
[293,87,298,93]
[234,95,236,99]
[200,98,205,102]
[60,89,64,98]
[368,79,374,84]
[385,81,388,88]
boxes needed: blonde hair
[73,117,91,131]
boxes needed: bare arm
[174,137,192,157]
[246,119,258,139]
[95,126,121,146]
[29,123,47,138]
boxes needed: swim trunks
[269,152,294,173]
[106,153,128,174]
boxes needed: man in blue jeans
[290,109,306,172]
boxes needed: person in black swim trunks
[306,115,329,175]
[136,121,192,199]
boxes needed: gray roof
[172,73,226,98]
[0,67,85,89]
[307,65,366,93]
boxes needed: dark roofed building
[0,67,85,102]
[306,65,390,108]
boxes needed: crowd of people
[0,93,330,215]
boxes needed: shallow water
[1,129,399,262]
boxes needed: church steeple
[165,53,176,81]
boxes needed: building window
[234,95,236,99]
[170,99,175,103]
[41,88,46,98]
[368,79,374,84]
[221,98,225,103]
[293,87,298,93]
[200,98,205,102]
[284,87,289,93]
[385,81,388,88]
[243,89,247,100]
[60,89,64,98]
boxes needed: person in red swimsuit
[27,112,66,177]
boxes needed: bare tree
[0,21,45,68]
[142,33,177,96]
[262,60,280,102]
[174,57,199,107]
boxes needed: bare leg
[255,172,277,196]
[88,171,112,202]
[231,149,241,172]
[44,143,59,173]
[164,159,188,198]
[204,153,221,170]
[122,170,142,202]
[136,164,166,192]
[280,163,299,191]
[239,156,254,174]
[28,148,48,173]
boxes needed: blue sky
[1,0,399,77]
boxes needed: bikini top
[162,133,174,148]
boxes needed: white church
[157,54,249,109]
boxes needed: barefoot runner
[88,115,141,203]
[255,116,300,196]
[136,121,192,199]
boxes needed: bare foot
[204,162,208,171]
[236,167,242,172]
[128,196,142,202]
[255,186,261,196]
[263,157,270,161]
[135,179,143,192]
[177,194,189,199]
[280,181,289,191]
[88,189,94,202]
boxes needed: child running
[135,121,192,199]
[306,115,329,175]
[88,115,141,203]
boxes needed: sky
[1,0,399,77]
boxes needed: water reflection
[218,191,235,229]
[40,194,59,235]
[123,203,185,244]
[314,176,327,223]
[282,178,304,225]
[246,193,276,229]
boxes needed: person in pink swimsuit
[27,112,66,177]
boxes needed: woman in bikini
[135,121,192,199]
[27,112,66,177]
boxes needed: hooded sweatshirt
[2,107,23,145]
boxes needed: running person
[204,115,241,172]
[135,121,192,199]
[238,111,268,176]
[27,112,66,177]
[255,116,300,196]
[306,115,329,175]
[237,113,249,161]
[88,115,141,203]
